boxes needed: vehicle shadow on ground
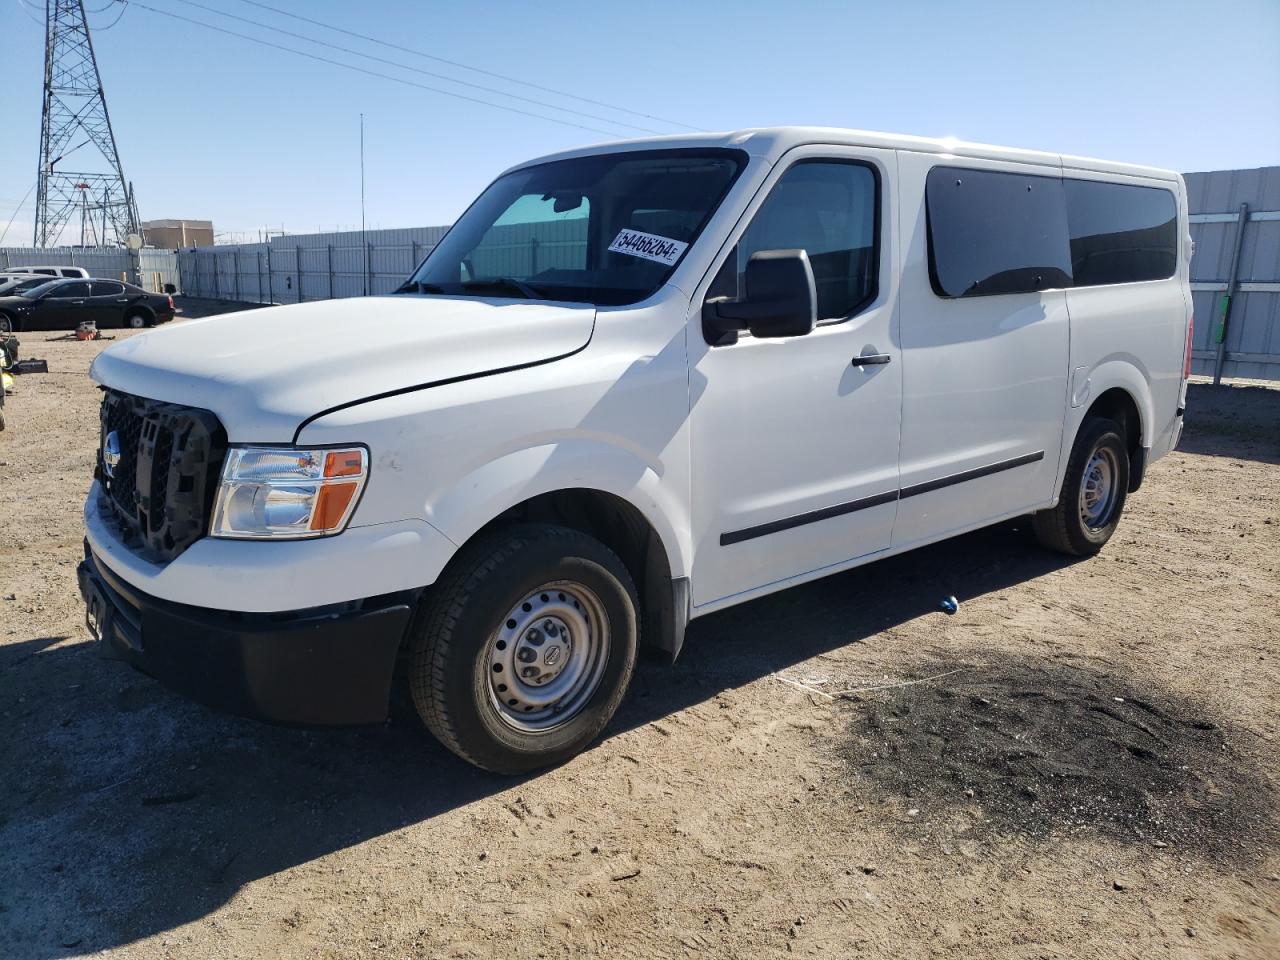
[2,520,1075,958]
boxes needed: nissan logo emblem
[102,430,121,478]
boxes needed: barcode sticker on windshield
[608,228,688,265]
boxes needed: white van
[6,265,91,278]
[79,128,1192,772]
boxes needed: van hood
[90,296,596,441]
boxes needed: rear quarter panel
[1060,169,1189,471]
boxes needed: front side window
[926,166,1072,298]
[407,149,747,307]
[711,161,879,322]
[1064,179,1177,286]
[49,281,90,298]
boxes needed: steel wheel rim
[486,580,610,732]
[128,315,145,328]
[1079,446,1119,530]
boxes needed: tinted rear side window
[1064,179,1177,286]
[926,166,1071,298]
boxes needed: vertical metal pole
[234,248,241,302]
[411,239,420,272]
[297,245,304,303]
[257,250,264,302]
[266,244,274,304]
[360,113,368,295]
[1213,202,1249,386]
[327,244,334,299]
[367,242,374,295]
[212,251,220,300]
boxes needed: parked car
[78,127,1192,774]
[3,265,91,278]
[0,278,175,333]
[0,274,51,298]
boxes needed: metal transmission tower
[34,0,140,248]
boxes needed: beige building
[142,219,214,249]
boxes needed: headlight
[210,446,368,539]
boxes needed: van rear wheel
[408,523,639,774]
[1033,417,1130,556]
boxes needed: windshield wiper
[460,277,544,299]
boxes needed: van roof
[508,126,1180,183]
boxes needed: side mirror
[702,249,817,347]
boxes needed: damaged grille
[97,389,227,563]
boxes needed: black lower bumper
[77,545,414,726]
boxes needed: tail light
[1184,313,1194,379]
[167,295,175,310]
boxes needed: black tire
[409,523,639,774]
[0,314,14,335]
[1033,417,1130,556]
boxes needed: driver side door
[29,281,90,329]
[687,146,902,608]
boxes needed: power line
[93,0,130,30]
[231,0,702,132]
[125,1,639,138]
[14,0,43,27]
[168,0,663,134]
[0,182,38,246]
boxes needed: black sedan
[0,278,176,334]
[0,274,50,298]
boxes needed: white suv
[5,265,90,278]
[79,128,1192,772]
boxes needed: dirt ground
[1,320,1278,959]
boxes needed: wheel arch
[1082,386,1145,492]
[446,487,690,662]
[1063,359,1154,497]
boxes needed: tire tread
[409,524,635,771]
[1033,417,1127,557]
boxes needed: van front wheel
[408,524,639,774]
[1033,417,1130,556]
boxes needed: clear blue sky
[2,0,1277,245]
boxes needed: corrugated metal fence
[4,165,1277,381]
[169,221,591,304]
[175,226,450,303]
[1185,166,1280,381]
[0,247,180,293]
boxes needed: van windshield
[403,148,747,307]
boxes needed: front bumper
[77,544,415,725]
[85,481,456,612]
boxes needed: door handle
[116,299,129,303]
[850,353,891,366]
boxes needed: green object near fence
[1215,294,1230,344]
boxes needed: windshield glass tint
[409,149,747,306]
[22,281,63,299]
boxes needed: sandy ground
[1,319,1278,959]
